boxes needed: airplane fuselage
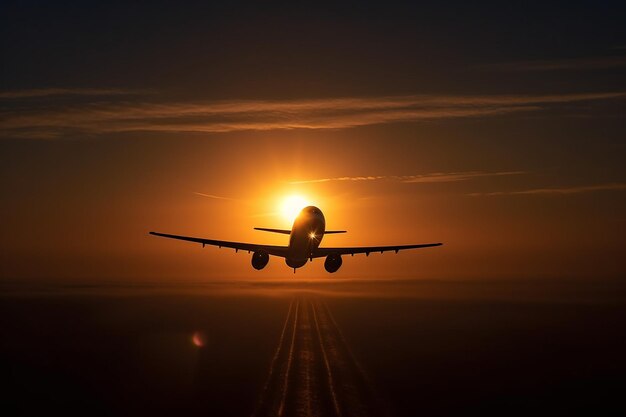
[286,206,325,268]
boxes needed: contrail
[278,300,300,417]
[321,301,387,417]
[252,299,295,417]
[254,296,386,417]
[311,300,342,417]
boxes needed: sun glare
[280,195,310,224]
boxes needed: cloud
[1,90,624,138]
[477,56,626,72]
[0,88,140,99]
[289,171,524,184]
[402,171,525,183]
[193,192,238,201]
[289,176,387,184]
[467,183,626,196]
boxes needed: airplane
[150,206,442,273]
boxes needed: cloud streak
[289,171,525,184]
[468,183,626,196]
[1,91,624,139]
[478,56,626,72]
[0,88,140,99]
[193,192,238,201]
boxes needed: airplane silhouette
[150,206,442,273]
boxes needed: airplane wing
[311,242,442,258]
[149,232,290,258]
[254,227,292,234]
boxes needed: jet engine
[324,253,342,273]
[251,251,270,270]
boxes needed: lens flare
[192,331,206,347]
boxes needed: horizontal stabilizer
[254,227,292,235]
[255,227,347,235]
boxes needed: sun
[279,195,310,224]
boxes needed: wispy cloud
[289,176,387,184]
[289,171,524,184]
[193,192,238,201]
[0,88,140,99]
[478,56,626,72]
[402,171,525,183]
[468,183,626,196]
[1,90,624,139]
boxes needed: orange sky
[2,124,624,282]
[1,3,625,282]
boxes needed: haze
[1,3,625,416]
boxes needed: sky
[1,1,625,281]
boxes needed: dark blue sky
[2,1,626,97]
